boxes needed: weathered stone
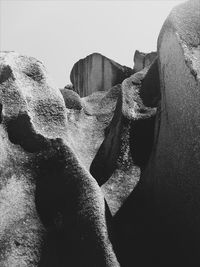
[133,50,157,72]
[90,69,156,215]
[143,0,200,265]
[60,88,82,110]
[0,52,120,267]
[64,84,74,91]
[114,1,200,266]
[70,53,133,97]
[140,58,160,107]
[1,1,199,266]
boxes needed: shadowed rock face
[60,88,82,110]
[1,1,199,266]
[0,52,120,267]
[70,53,134,97]
[147,0,200,265]
[133,50,157,72]
[114,1,200,266]
[90,68,157,216]
[0,51,157,266]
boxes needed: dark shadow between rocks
[112,59,161,266]
[130,115,156,170]
[0,103,2,123]
[90,94,123,186]
[6,113,48,152]
[140,59,160,108]
[0,65,14,83]
[35,140,119,267]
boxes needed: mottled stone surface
[60,88,82,110]
[70,53,133,97]
[90,68,156,216]
[1,0,199,266]
[0,52,120,267]
[133,50,157,72]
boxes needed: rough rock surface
[90,67,156,216]
[1,1,199,266]
[0,52,120,267]
[133,50,157,72]
[144,0,200,265]
[114,1,200,266]
[70,53,133,97]
[60,88,82,110]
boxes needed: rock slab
[133,50,157,72]
[70,53,133,97]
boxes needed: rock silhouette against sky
[0,0,200,266]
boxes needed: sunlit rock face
[70,53,133,97]
[133,50,157,72]
[0,52,120,267]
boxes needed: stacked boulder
[70,53,133,97]
[133,49,157,72]
[0,0,200,266]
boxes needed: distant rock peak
[70,52,134,97]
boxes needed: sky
[0,0,185,88]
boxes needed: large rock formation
[114,1,200,266]
[1,1,200,266]
[0,52,120,267]
[145,0,200,265]
[90,67,156,215]
[0,51,155,266]
[133,50,157,72]
[70,53,133,97]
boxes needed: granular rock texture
[90,67,156,215]
[1,1,200,266]
[70,53,133,97]
[0,52,120,267]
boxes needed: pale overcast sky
[0,0,185,88]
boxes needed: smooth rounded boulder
[145,0,200,265]
[114,1,200,266]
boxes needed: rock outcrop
[90,67,156,215]
[0,51,156,266]
[144,0,200,265]
[0,52,120,267]
[133,50,157,72]
[60,88,82,110]
[70,53,133,97]
[114,1,200,267]
[1,0,200,266]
